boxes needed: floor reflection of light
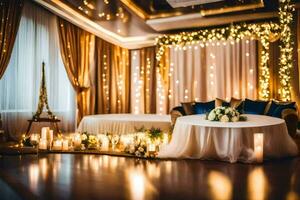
[39,158,48,181]
[103,155,109,169]
[286,191,299,200]
[165,161,172,174]
[29,163,39,191]
[248,167,269,200]
[208,171,232,200]
[127,169,146,200]
[110,156,118,170]
[126,165,158,200]
[147,163,160,179]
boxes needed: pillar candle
[48,130,54,149]
[163,133,169,145]
[41,127,49,140]
[254,133,264,163]
[148,143,156,153]
[53,140,62,150]
[101,137,109,151]
[62,140,69,151]
[39,139,47,150]
[73,133,82,150]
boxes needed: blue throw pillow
[244,98,268,115]
[266,100,296,117]
[272,103,296,118]
[222,101,230,107]
[236,101,244,114]
[194,100,215,114]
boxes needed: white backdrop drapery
[0,1,75,139]
[130,39,258,114]
[168,39,258,109]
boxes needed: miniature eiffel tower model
[33,62,56,120]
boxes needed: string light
[155,22,281,100]
[278,0,294,101]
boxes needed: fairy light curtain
[167,39,257,108]
[95,38,130,114]
[130,47,157,114]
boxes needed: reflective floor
[0,154,299,200]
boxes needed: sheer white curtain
[168,39,257,109]
[130,39,257,114]
[0,1,75,139]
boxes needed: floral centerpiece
[81,132,98,149]
[125,140,149,158]
[147,127,163,142]
[206,106,247,122]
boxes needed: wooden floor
[0,154,299,200]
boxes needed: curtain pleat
[95,38,130,114]
[139,47,156,113]
[57,17,95,124]
[0,0,23,79]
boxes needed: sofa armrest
[170,106,185,127]
[281,108,298,138]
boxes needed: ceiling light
[166,0,223,8]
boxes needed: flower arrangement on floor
[125,139,149,158]
[81,132,98,149]
[206,107,247,122]
[147,127,163,142]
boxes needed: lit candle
[41,127,49,140]
[148,143,156,153]
[48,130,53,149]
[163,133,169,145]
[53,140,62,150]
[73,133,82,150]
[254,133,264,163]
[39,139,47,150]
[62,140,69,151]
[101,136,109,151]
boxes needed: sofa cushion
[244,98,268,115]
[272,103,296,118]
[181,102,195,115]
[266,100,296,117]
[194,100,215,114]
[230,98,244,113]
[215,98,230,107]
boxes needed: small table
[26,118,61,136]
[158,114,298,163]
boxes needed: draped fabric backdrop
[131,39,257,114]
[167,39,257,112]
[95,38,130,114]
[0,1,75,139]
[57,17,95,124]
[130,47,156,114]
[0,0,23,79]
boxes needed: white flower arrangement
[207,106,246,122]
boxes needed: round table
[77,114,171,135]
[158,114,298,163]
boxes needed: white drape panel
[0,1,75,139]
[169,39,257,109]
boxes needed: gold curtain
[57,17,95,123]
[0,0,23,79]
[139,47,156,113]
[157,47,171,114]
[95,38,130,114]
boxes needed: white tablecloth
[158,114,298,163]
[77,114,171,135]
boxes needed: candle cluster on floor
[21,127,170,158]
